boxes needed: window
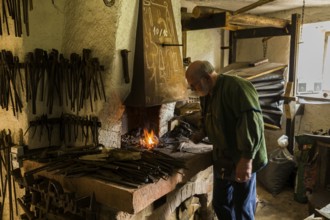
[297,21,330,98]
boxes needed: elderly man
[185,60,268,220]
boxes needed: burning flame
[140,129,159,150]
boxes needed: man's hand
[235,157,252,182]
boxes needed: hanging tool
[121,49,130,84]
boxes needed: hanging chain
[300,0,306,43]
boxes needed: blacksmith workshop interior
[1,0,330,219]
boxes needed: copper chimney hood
[124,0,187,107]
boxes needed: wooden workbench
[23,144,213,214]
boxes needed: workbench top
[23,143,213,214]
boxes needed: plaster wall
[295,104,330,134]
[186,29,222,71]
[60,0,138,148]
[0,1,65,145]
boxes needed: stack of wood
[221,60,288,129]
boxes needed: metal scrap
[23,148,186,188]
[13,171,98,220]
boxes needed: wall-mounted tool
[0,0,33,37]
[120,49,130,84]
[160,43,183,47]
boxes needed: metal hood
[124,0,187,107]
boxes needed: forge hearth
[122,106,163,137]
[121,127,164,150]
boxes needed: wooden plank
[229,14,290,28]
[221,62,287,79]
[245,65,287,80]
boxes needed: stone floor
[255,184,309,220]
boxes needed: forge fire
[140,129,159,150]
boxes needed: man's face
[187,75,209,96]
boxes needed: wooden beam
[234,26,291,39]
[192,6,229,18]
[181,12,229,31]
[233,0,275,15]
[229,14,290,29]
[182,10,290,31]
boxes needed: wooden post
[286,13,301,153]
[229,31,237,64]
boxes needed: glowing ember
[140,129,159,150]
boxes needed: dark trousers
[212,173,256,220]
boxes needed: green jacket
[201,74,268,173]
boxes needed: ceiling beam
[234,26,291,39]
[181,12,229,31]
[229,14,290,28]
[181,10,290,31]
[192,6,229,18]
